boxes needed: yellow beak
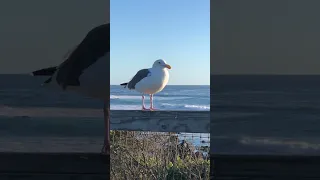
[165,64,172,69]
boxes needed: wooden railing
[0,109,210,179]
[110,110,210,133]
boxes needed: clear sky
[110,0,210,85]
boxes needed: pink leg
[150,94,156,111]
[101,100,110,155]
[142,95,147,110]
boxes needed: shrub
[110,130,210,180]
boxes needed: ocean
[110,85,210,111]
[0,75,209,152]
[211,75,320,155]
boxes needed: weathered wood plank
[1,108,210,133]
[0,153,108,174]
[110,110,210,133]
[212,154,320,179]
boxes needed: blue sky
[110,0,210,85]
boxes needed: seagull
[31,23,110,155]
[120,59,171,111]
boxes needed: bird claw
[142,107,148,111]
[149,108,157,111]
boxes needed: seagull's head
[153,59,171,70]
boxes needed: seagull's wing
[56,23,110,89]
[127,69,151,89]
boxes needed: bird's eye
[158,62,161,64]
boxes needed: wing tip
[120,83,128,88]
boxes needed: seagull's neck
[152,66,166,71]
[150,67,169,77]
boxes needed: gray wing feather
[127,69,150,89]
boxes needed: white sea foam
[160,103,210,111]
[110,95,142,100]
[110,104,141,110]
[110,95,119,99]
[110,95,190,101]
[184,104,210,110]
[110,103,210,111]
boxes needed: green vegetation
[110,130,210,180]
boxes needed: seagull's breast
[135,68,169,94]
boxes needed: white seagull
[31,23,110,155]
[120,59,171,110]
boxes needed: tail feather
[31,66,57,76]
[120,83,128,88]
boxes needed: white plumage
[121,59,171,110]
